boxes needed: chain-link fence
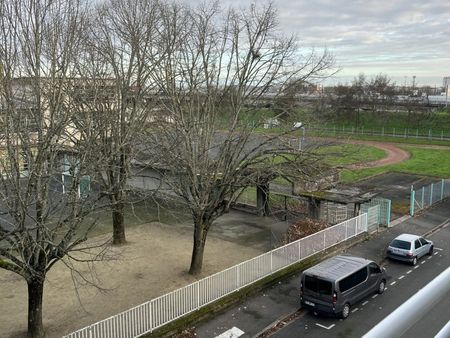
[410,179,450,216]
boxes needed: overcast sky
[194,0,450,87]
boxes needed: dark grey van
[300,255,386,319]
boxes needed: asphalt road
[272,222,450,338]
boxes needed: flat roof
[394,233,421,242]
[295,186,377,204]
[303,255,373,280]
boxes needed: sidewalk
[195,200,450,338]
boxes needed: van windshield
[304,275,332,295]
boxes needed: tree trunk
[112,201,126,245]
[256,183,270,216]
[189,223,207,275]
[27,279,44,338]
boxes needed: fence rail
[308,126,450,142]
[410,179,450,216]
[63,206,380,338]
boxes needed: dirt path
[344,140,411,169]
[343,140,450,169]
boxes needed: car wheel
[412,257,417,266]
[341,303,351,319]
[428,246,434,256]
[378,280,386,294]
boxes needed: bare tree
[73,0,161,245]
[367,74,396,115]
[0,1,105,336]
[144,2,334,274]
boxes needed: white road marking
[435,247,443,251]
[428,256,432,260]
[421,260,426,265]
[384,287,388,291]
[362,301,369,306]
[215,327,245,338]
[372,294,378,299]
[316,323,335,330]
[390,281,397,286]
[398,275,405,280]
[406,270,412,274]
[414,266,420,269]
[434,252,439,255]
[351,308,359,313]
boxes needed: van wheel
[428,246,434,256]
[411,257,417,266]
[378,280,386,294]
[341,303,351,319]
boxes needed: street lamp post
[293,122,305,150]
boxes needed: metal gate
[361,197,391,227]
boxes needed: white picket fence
[63,206,380,338]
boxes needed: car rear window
[304,275,332,295]
[390,239,411,250]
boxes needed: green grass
[315,144,386,165]
[236,187,257,204]
[314,108,450,134]
[341,146,450,182]
[237,106,450,146]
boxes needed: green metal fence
[410,179,450,216]
[361,197,391,228]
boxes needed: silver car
[387,233,434,266]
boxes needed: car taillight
[406,252,413,257]
[332,291,337,304]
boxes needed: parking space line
[406,270,412,274]
[398,275,405,280]
[384,287,388,291]
[362,301,369,306]
[421,260,426,264]
[215,327,245,338]
[434,252,439,255]
[372,294,378,299]
[428,256,432,260]
[390,281,397,286]
[316,323,335,330]
[414,266,420,269]
[351,308,359,313]
[435,247,443,251]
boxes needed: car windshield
[390,239,411,250]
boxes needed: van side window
[339,267,368,292]
[415,239,422,249]
[369,263,381,274]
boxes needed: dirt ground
[0,222,264,338]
